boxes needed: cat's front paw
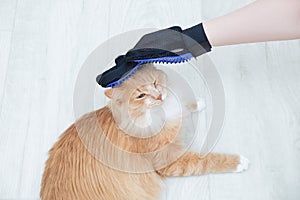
[187,97,206,112]
[234,155,250,173]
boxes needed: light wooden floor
[0,0,300,199]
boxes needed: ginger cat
[40,64,249,200]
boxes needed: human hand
[125,24,211,62]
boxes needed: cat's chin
[113,102,185,139]
[115,106,171,138]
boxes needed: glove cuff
[182,23,212,56]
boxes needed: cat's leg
[156,152,249,177]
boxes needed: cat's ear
[104,88,114,99]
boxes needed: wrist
[182,23,212,56]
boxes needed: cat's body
[41,107,163,200]
[41,64,248,200]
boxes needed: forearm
[203,0,300,46]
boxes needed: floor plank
[262,40,300,200]
[0,31,11,107]
[208,43,272,200]
[0,0,17,31]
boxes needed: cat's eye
[137,93,146,99]
[154,80,157,88]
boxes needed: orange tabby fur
[40,65,241,200]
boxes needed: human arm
[203,0,300,46]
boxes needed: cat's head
[105,64,167,107]
[104,64,168,134]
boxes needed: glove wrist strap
[182,23,212,54]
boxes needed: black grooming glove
[96,55,137,87]
[125,23,212,61]
[96,23,212,87]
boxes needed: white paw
[196,97,206,112]
[234,155,250,173]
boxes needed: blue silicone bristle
[134,52,193,65]
[107,53,193,87]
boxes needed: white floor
[1,0,300,199]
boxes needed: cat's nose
[156,94,162,101]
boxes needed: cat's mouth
[149,93,166,107]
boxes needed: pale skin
[203,0,300,46]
